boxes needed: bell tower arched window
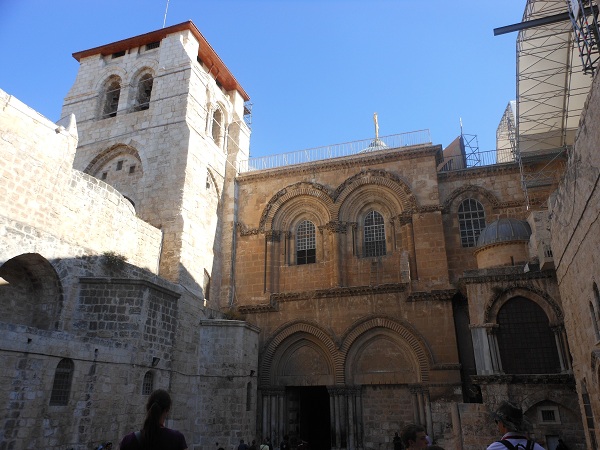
[211,108,224,148]
[134,73,153,111]
[364,210,386,257]
[296,220,316,265]
[102,78,121,118]
[458,198,486,247]
[496,297,561,374]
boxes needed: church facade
[0,17,595,450]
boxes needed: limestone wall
[550,69,600,447]
[0,89,162,271]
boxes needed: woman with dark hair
[119,389,188,450]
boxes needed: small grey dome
[476,218,531,248]
[360,138,388,153]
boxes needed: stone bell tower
[60,21,250,306]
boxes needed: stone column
[265,230,281,293]
[487,326,502,373]
[261,387,285,446]
[410,387,419,424]
[396,214,417,280]
[324,221,349,287]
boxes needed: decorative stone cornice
[471,373,575,385]
[407,289,457,302]
[430,363,461,371]
[270,283,408,302]
[238,303,278,314]
[459,268,555,285]
[265,230,283,242]
[237,222,261,236]
[237,145,441,183]
[321,221,352,233]
[437,163,521,183]
[392,213,413,225]
[415,204,444,214]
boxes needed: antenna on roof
[163,0,170,28]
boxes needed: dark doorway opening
[286,386,331,450]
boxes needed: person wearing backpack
[486,401,546,450]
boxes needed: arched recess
[441,184,500,214]
[521,391,581,419]
[84,144,143,209]
[259,182,334,232]
[98,74,123,119]
[340,317,433,383]
[334,170,417,219]
[0,253,63,330]
[129,67,155,112]
[484,286,563,326]
[259,321,343,387]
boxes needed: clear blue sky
[0,0,525,158]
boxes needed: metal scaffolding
[496,0,598,209]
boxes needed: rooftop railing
[238,130,432,173]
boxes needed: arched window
[364,210,386,257]
[211,108,224,147]
[496,297,561,374]
[458,198,486,247]
[142,371,154,395]
[296,220,316,265]
[134,73,153,111]
[102,77,121,118]
[50,358,74,405]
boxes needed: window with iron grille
[496,297,561,374]
[458,198,486,247]
[142,371,154,395]
[538,406,560,424]
[364,210,386,257]
[296,220,316,265]
[50,358,74,405]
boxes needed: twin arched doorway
[259,319,432,450]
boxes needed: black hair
[400,424,425,448]
[141,389,172,450]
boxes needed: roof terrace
[237,129,505,173]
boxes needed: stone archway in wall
[259,319,434,450]
[0,253,63,330]
[340,317,433,449]
[259,322,340,450]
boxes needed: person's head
[401,424,428,449]
[240,440,245,444]
[142,389,172,447]
[493,401,525,432]
[104,443,113,450]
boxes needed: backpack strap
[498,440,517,450]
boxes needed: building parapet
[238,130,431,172]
